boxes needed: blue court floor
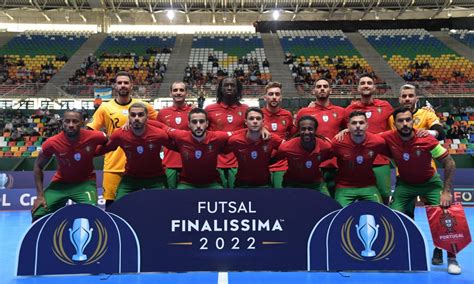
[1,208,473,284]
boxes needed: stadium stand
[277,30,387,94]
[67,32,175,86]
[360,29,474,93]
[0,31,90,85]
[450,30,474,49]
[185,32,271,88]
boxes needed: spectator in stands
[447,126,465,139]
[263,58,270,67]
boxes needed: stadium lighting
[42,12,51,22]
[3,12,14,20]
[272,10,280,20]
[151,13,157,23]
[115,13,122,23]
[166,10,175,21]
[79,13,87,22]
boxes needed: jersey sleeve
[426,111,442,128]
[96,130,121,155]
[39,140,54,159]
[388,116,396,130]
[87,104,106,130]
[146,103,158,120]
[430,143,448,159]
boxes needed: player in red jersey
[156,82,193,188]
[97,103,171,200]
[261,81,296,188]
[277,116,333,194]
[225,107,283,187]
[32,109,107,221]
[332,110,388,207]
[344,75,393,204]
[296,78,346,196]
[167,108,231,189]
[381,106,460,275]
[205,77,248,188]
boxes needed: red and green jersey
[262,107,296,172]
[380,130,448,184]
[296,102,345,168]
[99,127,170,178]
[205,102,248,168]
[277,137,333,184]
[332,132,388,188]
[168,129,231,185]
[157,104,192,169]
[40,129,107,183]
[345,99,393,165]
[225,131,283,186]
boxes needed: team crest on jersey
[356,155,364,164]
[122,109,129,116]
[282,120,287,125]
[263,145,268,152]
[305,160,313,168]
[148,143,154,150]
[333,112,338,118]
[227,115,233,123]
[368,150,374,158]
[195,150,202,159]
[403,153,410,161]
[85,146,91,153]
[74,153,81,161]
[317,155,322,161]
[136,146,144,154]
[271,123,278,131]
[365,111,372,119]
[208,144,213,151]
[414,117,420,125]
[322,115,329,122]
[175,117,182,124]
[238,111,243,116]
[251,151,258,159]
[377,107,382,113]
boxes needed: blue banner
[93,87,113,100]
[17,204,140,276]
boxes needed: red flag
[426,203,472,254]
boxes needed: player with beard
[225,107,284,188]
[277,116,333,194]
[166,108,232,189]
[96,103,171,200]
[88,71,157,207]
[381,106,460,275]
[205,77,248,188]
[157,82,192,188]
[344,75,393,204]
[332,111,388,207]
[32,109,108,221]
[261,82,296,188]
[296,78,345,196]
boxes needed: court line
[218,271,228,284]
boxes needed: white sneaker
[447,258,462,275]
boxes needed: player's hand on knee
[31,195,47,213]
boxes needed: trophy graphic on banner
[355,214,379,257]
[69,218,94,261]
[0,173,8,189]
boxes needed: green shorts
[321,167,338,198]
[270,171,285,189]
[165,168,181,189]
[177,182,224,189]
[32,180,97,219]
[390,174,443,214]
[373,165,392,199]
[116,175,166,200]
[283,181,330,196]
[335,185,382,207]
[217,168,237,188]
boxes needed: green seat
[2,147,9,152]
[16,141,25,146]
